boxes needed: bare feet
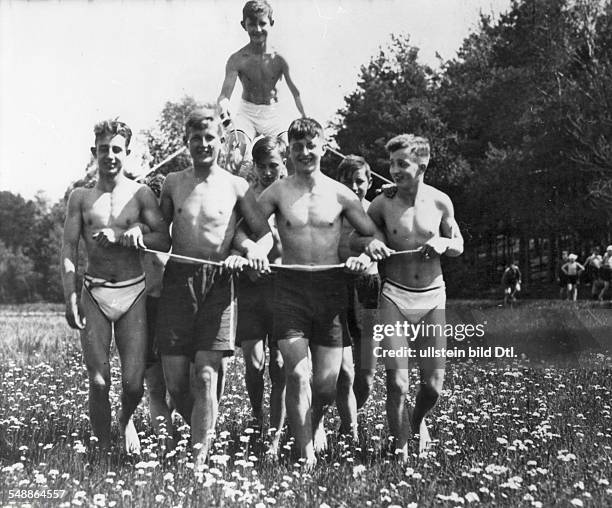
[417,418,432,455]
[313,423,328,453]
[118,411,141,455]
[193,430,214,473]
[266,428,282,460]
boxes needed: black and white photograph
[1,0,611,506]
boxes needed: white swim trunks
[83,273,146,322]
[233,98,287,140]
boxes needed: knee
[386,374,409,397]
[245,355,265,376]
[89,372,110,395]
[422,370,444,395]
[337,364,355,393]
[146,374,167,400]
[122,377,144,401]
[286,363,310,390]
[193,366,216,396]
[312,377,337,406]
[268,355,285,387]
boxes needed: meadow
[1,301,611,507]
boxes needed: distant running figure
[501,259,522,305]
[561,253,584,301]
[61,119,170,454]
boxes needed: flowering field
[1,303,611,507]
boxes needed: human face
[342,168,371,201]
[289,135,324,175]
[186,125,220,167]
[92,134,129,179]
[389,147,426,189]
[255,152,284,188]
[242,13,271,45]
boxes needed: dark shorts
[347,272,381,344]
[601,267,612,282]
[156,261,236,356]
[146,296,160,368]
[567,274,578,285]
[236,272,277,348]
[272,268,349,348]
[558,271,568,287]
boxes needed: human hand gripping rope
[139,246,423,272]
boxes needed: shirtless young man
[61,120,170,454]
[234,136,286,453]
[257,118,375,466]
[337,156,380,432]
[354,134,463,459]
[156,109,270,468]
[217,0,305,171]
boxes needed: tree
[332,34,471,193]
[144,96,212,177]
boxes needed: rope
[141,247,422,271]
[325,146,393,185]
[145,146,187,177]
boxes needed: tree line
[2,0,611,302]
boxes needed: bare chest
[173,182,237,224]
[279,192,342,230]
[385,200,442,241]
[239,54,283,85]
[83,192,140,230]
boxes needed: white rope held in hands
[141,247,422,272]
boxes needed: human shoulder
[424,184,454,213]
[66,187,89,211]
[226,171,250,196]
[228,46,249,66]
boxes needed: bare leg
[241,339,266,425]
[268,346,286,455]
[412,308,446,455]
[192,350,224,470]
[311,344,343,454]
[278,338,315,466]
[80,289,113,450]
[115,295,147,455]
[145,363,175,449]
[353,310,377,410]
[385,368,411,460]
[336,345,358,442]
[161,355,193,424]
[217,356,230,405]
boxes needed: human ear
[90,147,96,157]
[241,20,246,30]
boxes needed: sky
[0,0,512,202]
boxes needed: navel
[178,208,182,214]
[286,220,291,227]
[392,229,397,234]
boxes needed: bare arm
[218,55,240,114]
[138,186,171,251]
[436,195,464,257]
[61,190,85,329]
[349,196,393,259]
[281,56,306,117]
[158,176,175,243]
[234,180,274,269]
[341,187,376,237]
